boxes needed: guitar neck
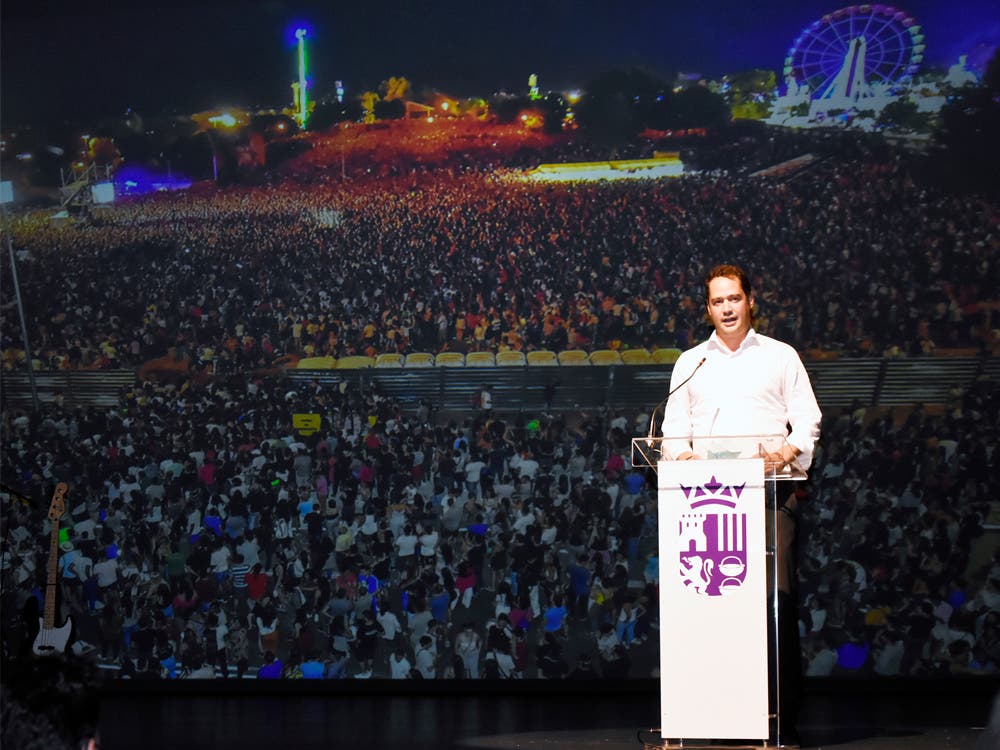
[44,518,60,630]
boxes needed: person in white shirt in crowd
[378,606,402,644]
[805,636,837,676]
[389,648,412,679]
[463,453,486,500]
[417,524,439,562]
[414,634,437,678]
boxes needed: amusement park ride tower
[816,36,874,109]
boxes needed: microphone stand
[645,357,706,443]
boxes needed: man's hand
[760,449,787,473]
[675,451,704,461]
[759,444,800,474]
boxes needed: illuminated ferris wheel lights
[784,4,922,98]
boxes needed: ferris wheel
[783,5,924,99]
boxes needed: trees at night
[725,69,776,120]
[489,94,529,124]
[576,68,730,154]
[932,78,1000,193]
[877,100,931,133]
[576,68,660,149]
[668,87,730,130]
[379,76,411,102]
[538,93,568,133]
[249,114,299,139]
[373,98,406,120]
[360,91,380,124]
[350,76,413,124]
[309,100,364,131]
[161,132,217,182]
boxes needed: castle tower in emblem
[679,513,708,552]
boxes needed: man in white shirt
[515,452,540,482]
[236,534,261,568]
[662,266,821,472]
[511,506,536,536]
[210,540,232,583]
[454,622,482,678]
[389,648,412,679]
[464,454,486,500]
[805,637,837,676]
[145,480,166,503]
[414,634,436,678]
[661,264,821,746]
[118,474,142,500]
[567,449,587,480]
[377,609,402,642]
[69,502,96,535]
[662,263,821,516]
[417,526,439,560]
[93,554,119,590]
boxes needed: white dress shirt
[661,329,821,469]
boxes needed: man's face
[706,275,754,342]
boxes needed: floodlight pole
[296,28,308,127]
[2,204,40,412]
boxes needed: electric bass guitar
[33,482,74,655]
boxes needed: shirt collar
[707,328,760,354]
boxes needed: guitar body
[33,615,74,656]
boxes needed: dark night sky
[2,0,998,128]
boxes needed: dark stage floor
[96,681,1000,750]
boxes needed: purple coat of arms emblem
[678,475,748,596]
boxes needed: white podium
[632,435,805,748]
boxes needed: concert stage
[97,681,997,750]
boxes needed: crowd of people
[1,128,997,683]
[798,378,999,678]
[296,118,656,181]
[0,368,997,681]
[2,377,662,680]
[1,135,995,375]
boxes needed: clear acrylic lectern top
[631,434,807,480]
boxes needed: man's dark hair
[704,264,752,302]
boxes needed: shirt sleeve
[660,351,699,459]
[782,348,822,467]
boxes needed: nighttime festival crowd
[0,138,995,374]
[1,132,998,681]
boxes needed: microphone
[646,356,707,442]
